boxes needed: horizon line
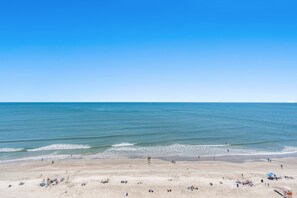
[0,101,296,103]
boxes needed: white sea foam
[230,146,297,157]
[2,144,297,163]
[280,146,297,153]
[99,144,297,158]
[27,144,91,152]
[112,142,135,147]
[0,153,77,164]
[102,144,234,157]
[198,144,229,147]
[223,145,297,157]
[0,148,24,152]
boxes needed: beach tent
[283,186,292,198]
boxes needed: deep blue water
[0,103,297,162]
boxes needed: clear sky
[0,0,296,102]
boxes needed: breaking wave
[27,144,91,152]
[1,144,297,163]
[112,142,135,147]
[96,144,297,158]
[0,148,24,152]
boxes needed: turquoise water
[0,103,297,162]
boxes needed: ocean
[0,103,297,163]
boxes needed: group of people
[40,177,65,187]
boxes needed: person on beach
[147,157,151,165]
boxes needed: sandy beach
[0,157,296,198]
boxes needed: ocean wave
[198,144,229,147]
[0,142,297,163]
[281,146,297,153]
[1,144,297,163]
[0,153,76,164]
[103,143,233,157]
[211,146,297,157]
[112,142,135,147]
[0,148,24,152]
[27,144,91,152]
[99,144,297,158]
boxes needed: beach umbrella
[266,173,274,177]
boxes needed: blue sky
[0,0,296,102]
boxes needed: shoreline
[0,157,296,197]
[1,151,297,164]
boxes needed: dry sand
[0,158,296,198]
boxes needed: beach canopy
[266,173,274,177]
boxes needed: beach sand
[0,158,296,198]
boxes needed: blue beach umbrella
[266,173,274,177]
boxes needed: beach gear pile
[242,180,254,186]
[266,173,282,180]
[236,179,253,187]
[39,177,65,187]
[187,185,199,191]
[101,179,109,184]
